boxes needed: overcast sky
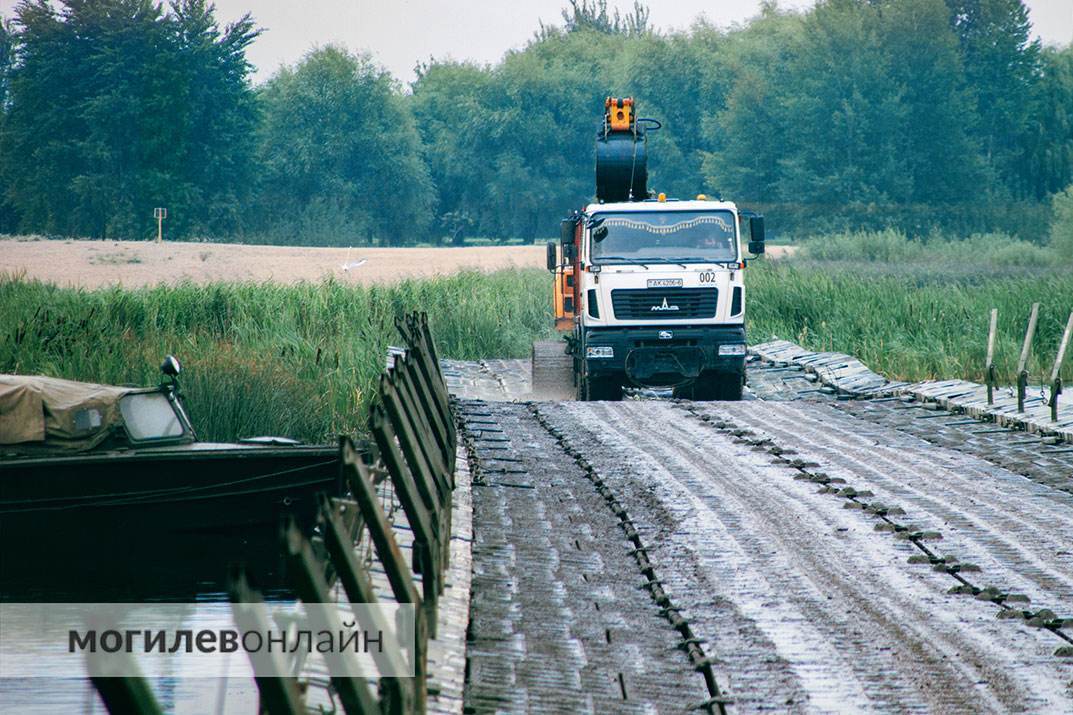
[3,0,1071,84]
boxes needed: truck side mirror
[560,217,577,244]
[546,241,557,272]
[748,216,765,255]
[563,242,577,262]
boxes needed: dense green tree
[1,0,1069,243]
[554,0,649,37]
[946,0,1041,195]
[701,6,805,203]
[0,0,258,238]
[0,18,11,110]
[619,31,720,198]
[0,18,14,231]
[1021,47,1073,200]
[414,28,623,241]
[410,61,496,244]
[254,46,433,245]
[704,0,998,233]
[879,0,984,204]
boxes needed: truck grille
[610,288,718,320]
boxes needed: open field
[0,237,797,288]
[0,238,545,287]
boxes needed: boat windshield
[590,210,738,264]
[119,392,186,441]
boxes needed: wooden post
[281,519,381,715]
[153,207,166,243]
[87,651,164,715]
[986,308,997,405]
[1049,311,1073,422]
[340,438,430,629]
[318,495,421,714]
[228,568,306,715]
[1016,303,1039,413]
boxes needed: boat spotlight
[161,355,182,377]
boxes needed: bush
[798,229,1057,269]
[1050,186,1073,261]
[799,229,923,262]
[0,269,552,443]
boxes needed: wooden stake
[1016,303,1039,413]
[154,207,166,243]
[1050,311,1073,385]
[986,308,997,405]
[1016,303,1040,377]
[985,308,998,369]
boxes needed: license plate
[647,278,682,288]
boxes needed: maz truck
[533,97,766,401]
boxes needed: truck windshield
[589,210,738,264]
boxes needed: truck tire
[674,371,742,401]
[578,374,622,401]
[712,372,744,401]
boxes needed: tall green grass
[0,270,552,443]
[748,260,1073,385]
[797,229,1058,270]
[3,255,1070,445]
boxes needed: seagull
[340,246,367,272]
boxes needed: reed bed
[3,250,1070,443]
[0,269,551,443]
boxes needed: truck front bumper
[582,325,746,386]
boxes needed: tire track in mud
[688,401,1073,620]
[539,400,1073,714]
[458,399,712,713]
[528,403,731,714]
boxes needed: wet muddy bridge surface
[442,356,1073,713]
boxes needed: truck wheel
[711,372,744,401]
[580,375,622,401]
[677,372,742,401]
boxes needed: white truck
[535,98,766,401]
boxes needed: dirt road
[451,361,1073,713]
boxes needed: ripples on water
[1,530,294,713]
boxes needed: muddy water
[0,533,285,713]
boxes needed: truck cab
[551,197,764,400]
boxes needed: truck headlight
[586,346,614,359]
[718,344,746,356]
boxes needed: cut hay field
[0,237,545,287]
[0,237,796,288]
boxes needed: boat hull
[0,444,342,533]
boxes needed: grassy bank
[0,269,551,443]
[3,253,1070,444]
[748,261,1073,385]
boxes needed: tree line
[0,0,1070,245]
